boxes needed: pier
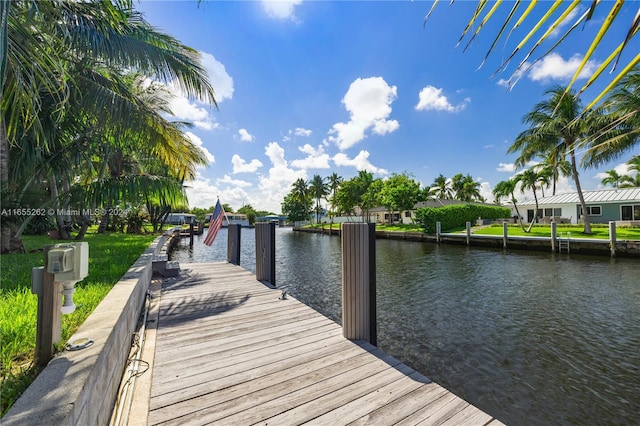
[131,261,504,425]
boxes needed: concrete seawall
[294,226,640,258]
[3,229,180,425]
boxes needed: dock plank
[146,262,504,425]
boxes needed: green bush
[415,204,511,234]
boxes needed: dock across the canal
[130,261,504,425]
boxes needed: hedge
[415,204,511,234]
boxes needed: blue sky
[137,1,639,213]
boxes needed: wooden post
[189,223,194,246]
[255,222,276,286]
[341,223,376,345]
[503,221,509,248]
[466,222,471,245]
[609,221,617,257]
[551,222,557,252]
[227,224,241,265]
[36,246,62,366]
[436,222,441,243]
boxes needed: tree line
[284,80,640,232]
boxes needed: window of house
[554,208,562,216]
[404,211,411,218]
[587,206,601,215]
[621,204,640,220]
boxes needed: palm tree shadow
[157,270,251,328]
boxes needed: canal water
[170,227,640,425]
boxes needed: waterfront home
[166,213,196,225]
[205,212,251,227]
[514,187,640,225]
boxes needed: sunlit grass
[473,223,640,240]
[0,229,156,416]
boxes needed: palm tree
[309,174,329,224]
[619,155,640,188]
[492,178,525,231]
[601,169,624,188]
[583,67,640,167]
[538,153,572,196]
[508,87,601,234]
[425,1,639,110]
[327,172,343,219]
[451,173,484,202]
[430,174,454,199]
[514,169,541,232]
[532,164,553,198]
[1,1,217,250]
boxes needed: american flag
[203,200,225,246]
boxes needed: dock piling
[255,222,276,286]
[341,223,376,345]
[227,224,241,265]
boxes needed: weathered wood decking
[146,262,504,425]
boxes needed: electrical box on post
[46,242,89,282]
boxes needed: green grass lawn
[472,223,640,240]
[304,221,640,240]
[0,229,157,416]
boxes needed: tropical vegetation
[1,0,217,253]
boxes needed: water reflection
[171,227,640,425]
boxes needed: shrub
[415,204,511,234]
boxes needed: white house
[514,187,640,225]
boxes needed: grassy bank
[305,222,640,240]
[0,230,157,416]
[472,223,640,240]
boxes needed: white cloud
[238,128,255,142]
[415,85,470,112]
[290,144,331,169]
[325,77,399,151]
[528,53,599,82]
[295,127,312,137]
[199,52,234,102]
[164,51,233,130]
[332,151,388,175]
[185,131,215,165]
[184,172,257,211]
[479,180,493,203]
[217,174,252,188]
[261,0,302,22]
[496,163,516,173]
[231,154,263,173]
[258,142,307,212]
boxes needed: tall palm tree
[430,174,454,199]
[451,173,484,202]
[492,178,525,231]
[327,172,343,216]
[532,164,553,198]
[515,168,541,231]
[601,169,624,188]
[309,174,329,224]
[538,153,572,196]
[508,87,601,234]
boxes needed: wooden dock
[142,262,504,425]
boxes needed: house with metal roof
[514,187,640,225]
